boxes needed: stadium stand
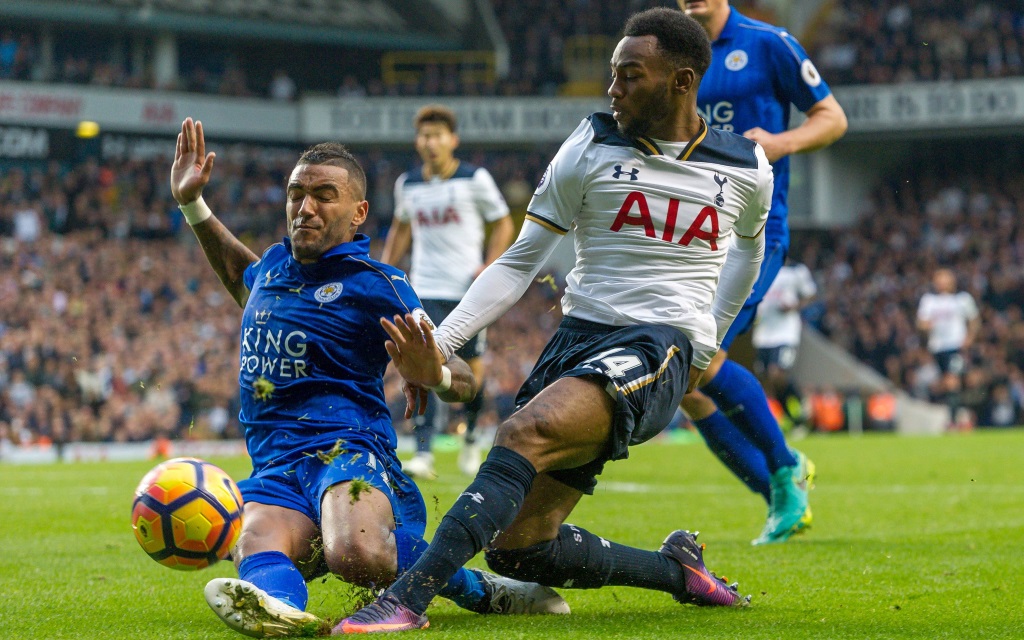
[1,1,779,97]
[791,144,1024,428]
[0,148,558,447]
[2,1,1022,447]
[812,1,1024,85]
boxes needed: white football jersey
[394,162,510,300]
[527,114,773,358]
[752,263,817,349]
[917,291,979,353]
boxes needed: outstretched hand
[381,313,446,418]
[170,117,216,205]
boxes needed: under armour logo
[714,173,728,207]
[460,491,485,504]
[613,164,639,180]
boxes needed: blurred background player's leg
[459,384,484,475]
[458,343,488,476]
[406,396,447,479]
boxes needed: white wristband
[178,196,213,226]
[429,365,452,393]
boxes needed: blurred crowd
[813,1,1024,85]
[0,148,555,447]
[14,2,1024,98]
[794,149,1024,428]
[1,1,789,99]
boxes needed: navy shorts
[421,298,486,360]
[721,240,787,351]
[514,317,692,494]
[933,349,966,376]
[754,345,798,374]
[238,444,427,537]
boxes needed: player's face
[608,36,674,139]
[679,0,728,22]
[285,163,368,263]
[933,270,956,293]
[414,122,459,171]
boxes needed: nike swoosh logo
[340,620,428,633]
[684,565,717,594]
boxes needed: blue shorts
[515,317,692,494]
[238,445,427,537]
[421,298,486,360]
[720,240,787,352]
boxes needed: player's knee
[494,410,558,457]
[484,542,555,584]
[324,534,396,588]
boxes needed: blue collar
[282,233,371,262]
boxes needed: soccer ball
[131,457,244,571]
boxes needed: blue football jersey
[696,9,832,247]
[239,234,422,470]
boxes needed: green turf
[2,430,1022,639]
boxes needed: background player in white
[382,104,514,478]
[917,268,980,426]
[752,260,817,429]
[340,9,771,632]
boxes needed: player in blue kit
[339,9,768,633]
[678,0,847,544]
[168,117,568,637]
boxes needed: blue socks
[393,526,485,610]
[701,360,797,493]
[238,551,308,611]
[694,411,770,501]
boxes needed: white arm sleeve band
[697,233,766,369]
[433,220,563,360]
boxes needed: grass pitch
[2,430,1022,639]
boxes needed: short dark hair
[297,142,367,199]
[623,8,711,78]
[414,104,458,133]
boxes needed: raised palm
[170,117,216,205]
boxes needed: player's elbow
[832,108,849,141]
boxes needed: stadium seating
[812,1,1024,85]
[791,150,1024,428]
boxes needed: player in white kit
[751,261,817,428]
[916,268,979,424]
[340,9,771,632]
[382,105,514,478]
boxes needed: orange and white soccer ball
[131,457,244,571]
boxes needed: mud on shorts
[513,317,692,495]
[238,443,427,538]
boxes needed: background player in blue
[679,0,848,545]
[340,9,767,633]
[168,117,568,638]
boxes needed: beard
[289,218,348,262]
[617,84,672,139]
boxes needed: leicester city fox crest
[314,282,344,303]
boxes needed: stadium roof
[0,0,468,49]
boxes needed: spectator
[268,69,296,101]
